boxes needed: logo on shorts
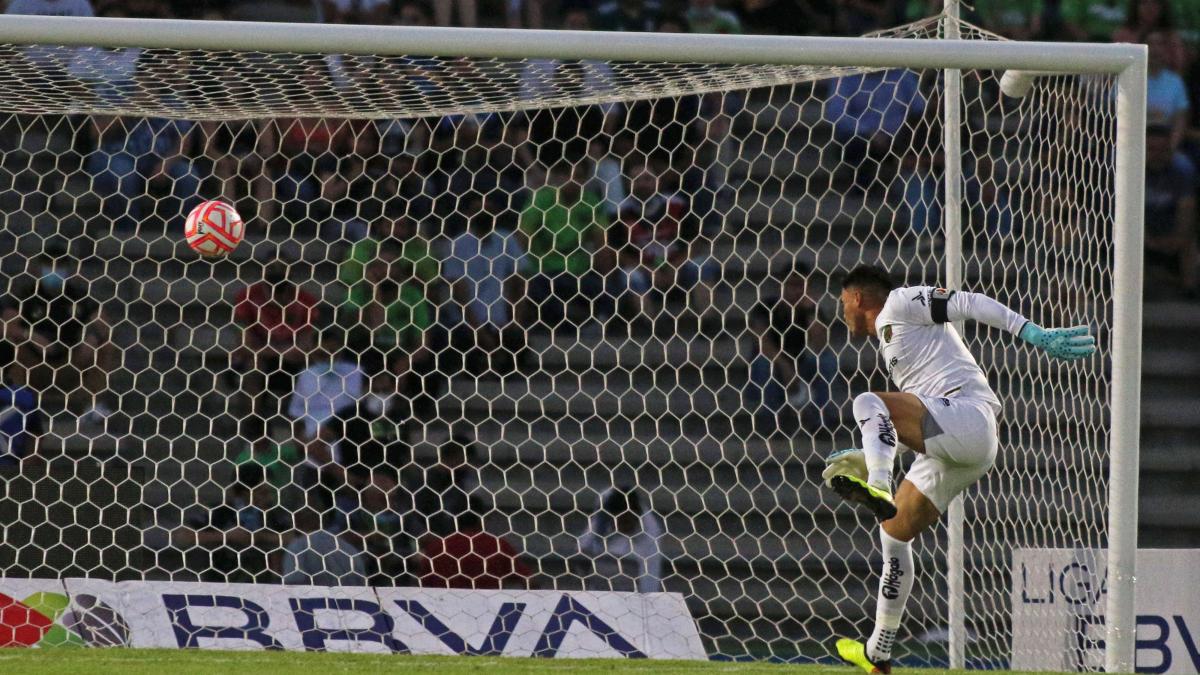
[881,557,905,600]
[877,414,896,448]
[940,398,950,407]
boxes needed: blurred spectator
[744,262,839,435]
[434,0,476,27]
[521,10,618,110]
[1145,30,1191,150]
[311,370,412,488]
[685,0,742,34]
[280,507,368,586]
[1144,124,1199,297]
[887,130,942,235]
[341,215,439,308]
[592,0,660,32]
[611,160,696,326]
[680,97,737,235]
[1064,0,1126,41]
[406,434,482,538]
[1114,0,1189,72]
[335,463,413,586]
[518,161,612,332]
[443,193,527,377]
[977,0,1045,40]
[824,69,925,193]
[343,240,434,401]
[579,486,665,593]
[233,419,314,493]
[838,0,905,34]
[0,346,45,468]
[232,260,320,432]
[287,326,365,440]
[396,0,432,25]
[965,155,1014,237]
[739,0,834,35]
[506,0,543,28]
[5,0,91,15]
[321,0,391,24]
[418,507,533,589]
[4,246,116,428]
[175,463,288,584]
[588,136,628,221]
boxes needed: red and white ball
[184,200,244,257]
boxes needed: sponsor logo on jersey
[911,292,926,306]
[876,414,896,447]
[887,356,898,373]
[881,557,905,600]
[940,398,951,407]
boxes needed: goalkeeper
[826,265,1095,674]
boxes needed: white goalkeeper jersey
[874,286,1029,415]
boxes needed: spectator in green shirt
[1062,0,1126,41]
[344,239,432,375]
[340,214,439,307]
[518,161,614,331]
[686,0,742,34]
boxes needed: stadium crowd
[0,0,1198,588]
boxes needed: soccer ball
[184,200,244,257]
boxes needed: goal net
[0,14,1127,666]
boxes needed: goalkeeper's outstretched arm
[932,288,1097,361]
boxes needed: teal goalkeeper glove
[1019,323,1097,361]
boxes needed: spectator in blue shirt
[0,368,44,468]
[443,193,528,376]
[825,69,926,193]
[1145,30,1190,150]
[1145,124,1199,297]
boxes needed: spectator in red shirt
[418,510,533,590]
[232,260,321,434]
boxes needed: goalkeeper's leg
[831,392,927,521]
[836,482,939,673]
[836,396,998,671]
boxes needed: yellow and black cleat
[835,637,892,674]
[829,474,897,521]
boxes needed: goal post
[0,13,1144,669]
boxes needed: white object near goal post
[0,10,1144,671]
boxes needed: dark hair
[778,259,811,281]
[1126,0,1174,30]
[1147,123,1173,138]
[602,486,644,517]
[235,463,266,491]
[839,265,897,298]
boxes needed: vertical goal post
[0,14,1145,670]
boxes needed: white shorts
[903,395,999,513]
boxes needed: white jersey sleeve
[880,286,1028,335]
[875,286,1027,413]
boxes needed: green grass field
[0,650,1043,675]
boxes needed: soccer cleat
[830,474,897,521]
[835,637,892,674]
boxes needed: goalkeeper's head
[838,265,896,339]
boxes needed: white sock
[852,392,897,490]
[867,528,914,662]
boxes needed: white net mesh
[0,15,1116,665]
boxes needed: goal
[0,10,1144,669]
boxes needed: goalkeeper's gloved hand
[1019,323,1097,361]
[822,448,867,488]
